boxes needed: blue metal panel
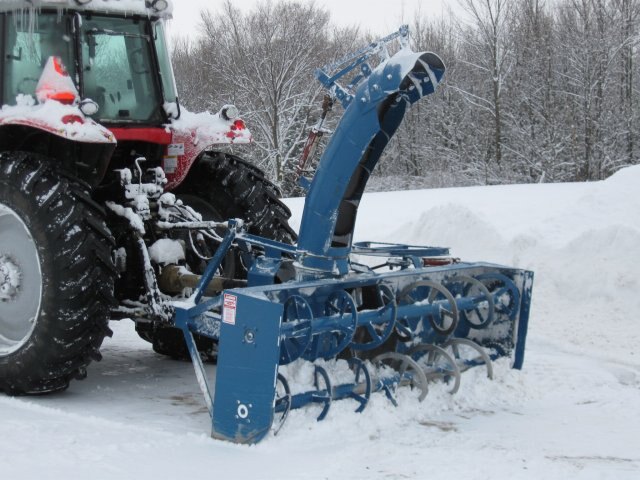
[512,270,534,370]
[247,256,283,287]
[211,291,283,444]
[296,101,379,255]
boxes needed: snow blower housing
[0,1,533,445]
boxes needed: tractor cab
[0,0,178,125]
[0,1,250,190]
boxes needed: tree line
[172,0,640,194]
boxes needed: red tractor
[0,0,294,394]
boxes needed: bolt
[244,329,256,344]
[237,404,249,419]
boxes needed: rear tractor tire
[0,152,116,394]
[183,152,296,244]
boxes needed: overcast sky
[167,0,462,42]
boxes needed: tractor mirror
[164,101,181,120]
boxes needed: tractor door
[78,15,164,125]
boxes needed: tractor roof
[0,0,173,19]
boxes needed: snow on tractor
[0,0,533,444]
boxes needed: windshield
[2,13,74,104]
[80,15,163,123]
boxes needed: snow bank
[289,166,640,363]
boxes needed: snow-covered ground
[2,167,639,479]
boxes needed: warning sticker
[163,156,178,174]
[223,293,238,325]
[167,143,185,156]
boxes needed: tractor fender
[0,96,116,145]
[0,98,116,186]
[163,109,252,190]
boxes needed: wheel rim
[0,204,42,357]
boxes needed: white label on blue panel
[223,293,238,325]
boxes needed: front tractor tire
[0,152,116,394]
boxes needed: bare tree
[171,0,640,193]
[196,1,340,183]
[455,0,514,183]
[613,0,640,166]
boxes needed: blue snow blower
[171,26,534,444]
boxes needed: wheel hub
[0,255,21,301]
[0,204,42,356]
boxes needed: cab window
[2,13,74,105]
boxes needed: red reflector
[62,114,84,125]
[233,120,246,130]
[53,56,69,76]
[49,91,77,105]
[423,257,457,267]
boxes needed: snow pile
[288,166,640,362]
[148,239,185,266]
[169,107,252,146]
[105,201,145,234]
